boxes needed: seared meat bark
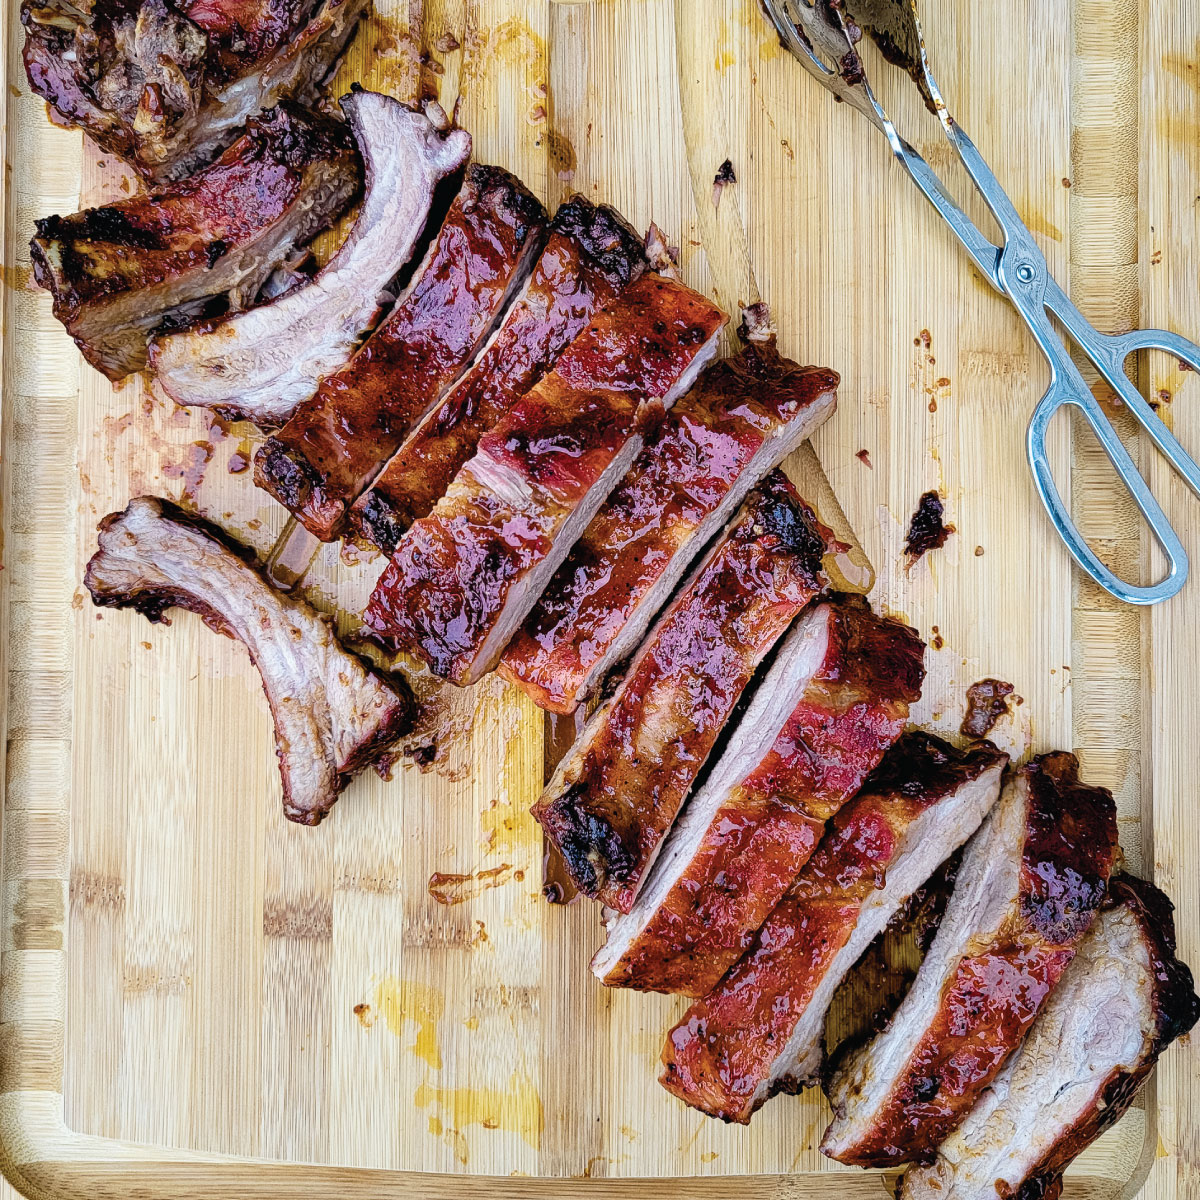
[901,875,1199,1200]
[84,497,414,824]
[348,196,648,551]
[151,92,471,425]
[363,273,727,685]
[821,752,1120,1168]
[592,595,926,997]
[499,324,840,714]
[255,165,549,540]
[31,102,359,381]
[22,0,366,184]
[534,472,829,911]
[660,734,1007,1123]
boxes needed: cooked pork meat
[592,595,926,997]
[533,473,829,911]
[84,497,414,824]
[363,273,727,685]
[821,752,1120,1168]
[254,165,549,540]
[150,92,471,425]
[660,734,1007,1123]
[22,0,366,184]
[348,196,649,551]
[901,874,1199,1200]
[499,325,839,713]
[31,102,359,381]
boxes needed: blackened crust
[861,731,1008,805]
[464,163,548,249]
[538,786,637,899]
[1020,752,1119,945]
[553,195,648,288]
[746,470,828,593]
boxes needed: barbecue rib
[534,472,829,911]
[84,497,414,824]
[499,319,840,714]
[348,196,649,551]
[900,874,1199,1200]
[660,734,1008,1123]
[821,752,1120,1168]
[31,102,359,381]
[592,594,926,997]
[22,0,366,184]
[254,165,549,540]
[363,272,728,685]
[151,91,471,425]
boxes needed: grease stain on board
[375,976,444,1070]
[414,1073,544,1152]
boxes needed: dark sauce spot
[904,490,955,562]
[961,678,1014,738]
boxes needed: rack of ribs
[900,874,1199,1199]
[84,497,414,825]
[151,91,471,425]
[348,196,649,552]
[31,101,359,381]
[22,0,367,184]
[500,318,839,714]
[533,472,830,911]
[660,733,1008,1123]
[821,751,1120,1168]
[592,594,926,997]
[362,271,728,685]
[254,165,549,540]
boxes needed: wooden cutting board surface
[1,0,1198,1196]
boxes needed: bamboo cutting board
[1,0,1198,1196]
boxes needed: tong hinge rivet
[1015,263,1035,283]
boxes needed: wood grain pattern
[0,0,1197,1195]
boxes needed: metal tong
[763,0,1200,605]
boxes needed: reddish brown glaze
[499,340,840,713]
[255,166,548,540]
[348,197,648,551]
[533,472,829,910]
[904,490,954,562]
[363,273,728,684]
[596,595,926,997]
[662,735,1008,1123]
[21,0,364,183]
[831,752,1118,1168]
[960,677,1014,738]
[30,102,358,379]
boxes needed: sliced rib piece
[348,196,649,552]
[254,165,549,540]
[363,272,728,685]
[901,874,1200,1200]
[84,497,414,825]
[22,0,367,185]
[660,733,1008,1123]
[151,92,471,425]
[592,594,926,997]
[533,472,829,911]
[499,324,839,714]
[31,102,359,381]
[21,0,365,185]
[821,751,1120,1168]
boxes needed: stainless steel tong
[763,0,1200,605]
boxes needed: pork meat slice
[660,733,1008,1123]
[84,497,414,824]
[592,594,926,997]
[534,471,829,911]
[821,751,1120,1168]
[348,196,649,551]
[22,0,366,184]
[150,91,471,424]
[362,272,728,685]
[254,165,549,540]
[901,874,1199,1200]
[499,318,839,713]
[31,101,359,381]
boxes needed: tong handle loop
[1027,377,1189,605]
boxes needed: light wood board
[0,0,1198,1195]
